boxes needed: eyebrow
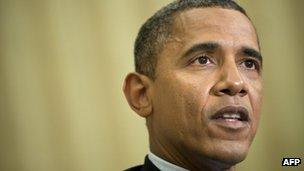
[182,42,263,60]
[182,42,219,58]
[242,47,263,64]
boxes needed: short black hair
[134,0,250,79]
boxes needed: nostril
[219,89,247,96]
[240,90,246,94]
[220,89,231,95]
[239,89,247,95]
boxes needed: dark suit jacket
[124,156,160,171]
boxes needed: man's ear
[123,72,153,118]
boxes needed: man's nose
[211,62,248,97]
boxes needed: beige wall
[0,0,303,170]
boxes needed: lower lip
[210,118,249,130]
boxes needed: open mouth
[211,107,249,121]
[210,106,250,129]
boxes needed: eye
[241,59,259,70]
[192,55,212,65]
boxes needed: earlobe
[123,72,153,117]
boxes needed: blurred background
[0,0,303,170]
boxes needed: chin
[206,140,250,166]
[184,139,251,170]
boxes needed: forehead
[170,8,259,50]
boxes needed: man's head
[134,0,252,80]
[124,0,263,170]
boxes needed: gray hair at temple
[134,0,250,79]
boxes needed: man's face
[149,8,262,166]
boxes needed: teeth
[222,113,241,119]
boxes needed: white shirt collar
[148,152,189,171]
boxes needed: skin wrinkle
[175,7,259,51]
[124,6,263,171]
[150,8,262,170]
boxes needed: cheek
[153,71,213,129]
[247,79,263,130]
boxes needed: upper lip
[210,106,250,122]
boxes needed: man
[123,0,263,170]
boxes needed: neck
[149,139,236,171]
